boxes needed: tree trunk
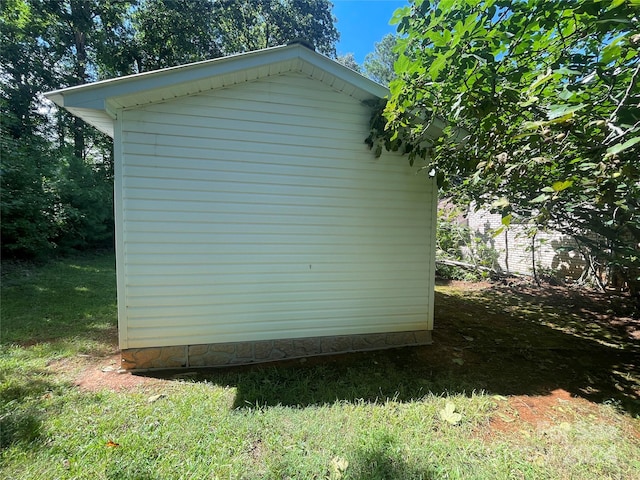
[504,228,510,274]
[532,232,540,286]
[71,0,90,160]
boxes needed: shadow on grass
[0,366,63,449]
[1,253,118,448]
[345,429,442,479]
[0,408,43,449]
[152,283,640,416]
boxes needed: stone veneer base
[120,330,432,370]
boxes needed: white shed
[46,43,439,369]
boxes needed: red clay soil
[73,354,169,392]
[488,388,588,434]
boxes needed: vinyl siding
[118,72,435,349]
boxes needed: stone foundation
[120,330,432,370]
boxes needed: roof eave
[44,44,390,138]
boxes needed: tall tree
[113,1,340,73]
[363,33,398,86]
[0,121,58,258]
[129,0,221,72]
[215,0,339,56]
[1,0,57,138]
[374,0,640,293]
[335,52,362,72]
[1,1,61,257]
[39,1,134,251]
[1,0,132,257]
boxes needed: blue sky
[331,0,407,64]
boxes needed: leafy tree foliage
[0,0,56,138]
[335,52,362,72]
[125,1,338,72]
[1,0,131,258]
[377,0,640,294]
[0,124,57,257]
[363,33,399,86]
[129,0,222,72]
[216,0,339,57]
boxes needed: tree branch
[608,60,640,127]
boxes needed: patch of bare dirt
[487,389,591,434]
[71,354,169,392]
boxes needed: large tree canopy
[377,0,640,292]
[130,0,339,73]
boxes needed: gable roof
[45,43,389,137]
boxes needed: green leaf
[553,67,582,76]
[439,0,457,11]
[492,197,510,208]
[547,104,585,120]
[552,180,573,192]
[606,136,640,155]
[519,95,539,107]
[558,88,575,101]
[608,0,626,10]
[390,6,410,25]
[577,162,598,170]
[531,193,550,203]
[601,35,625,64]
[528,69,553,91]
[429,55,447,80]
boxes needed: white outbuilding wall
[47,44,438,368]
[116,72,436,350]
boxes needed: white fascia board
[43,45,298,130]
[45,89,117,136]
[296,47,389,99]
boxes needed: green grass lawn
[1,253,639,479]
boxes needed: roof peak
[287,39,316,52]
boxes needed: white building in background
[467,207,587,279]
